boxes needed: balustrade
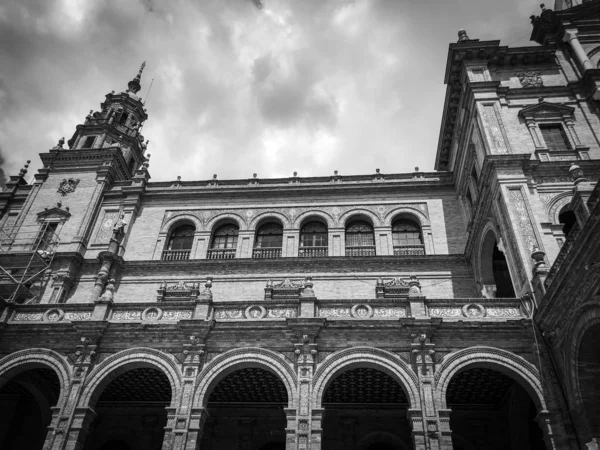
[393,244,425,256]
[345,246,376,256]
[299,247,328,258]
[252,247,282,259]
[207,248,236,259]
[162,250,190,261]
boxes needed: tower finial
[457,29,470,42]
[126,61,146,95]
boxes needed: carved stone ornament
[516,71,543,88]
[376,276,417,298]
[142,307,163,321]
[350,304,373,319]
[57,178,80,196]
[244,305,267,320]
[264,278,305,300]
[44,308,65,322]
[462,303,486,318]
[157,280,201,301]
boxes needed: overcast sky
[0,0,544,185]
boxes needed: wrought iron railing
[393,245,425,256]
[252,247,282,259]
[299,247,328,258]
[207,248,236,259]
[345,246,376,256]
[162,250,191,261]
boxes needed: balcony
[253,248,282,259]
[162,250,190,261]
[299,247,328,258]
[345,246,376,257]
[393,245,425,256]
[207,248,236,260]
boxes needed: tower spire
[126,61,146,95]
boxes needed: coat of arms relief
[57,178,80,196]
[516,71,543,88]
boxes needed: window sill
[535,147,590,162]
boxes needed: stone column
[284,408,298,450]
[283,230,300,257]
[526,121,543,149]
[310,409,325,450]
[193,231,211,259]
[238,230,255,258]
[410,333,453,450]
[374,226,393,255]
[563,29,593,72]
[61,407,97,450]
[328,228,344,257]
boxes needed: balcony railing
[299,247,328,258]
[253,247,282,259]
[162,250,190,261]
[345,246,376,257]
[393,245,425,256]
[207,248,236,260]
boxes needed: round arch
[546,192,572,224]
[293,210,335,229]
[78,348,181,408]
[339,209,381,228]
[563,303,600,411]
[194,347,297,409]
[0,348,71,407]
[160,215,202,234]
[384,207,430,227]
[312,347,420,409]
[249,212,290,231]
[435,346,546,411]
[205,212,247,232]
[356,431,409,450]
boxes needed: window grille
[539,124,570,151]
[345,220,375,256]
[163,224,195,260]
[208,224,238,259]
[392,219,425,255]
[300,221,328,257]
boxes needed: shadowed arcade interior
[577,323,600,440]
[201,367,288,450]
[322,367,411,450]
[0,368,60,450]
[447,367,546,450]
[83,367,171,450]
[481,230,516,298]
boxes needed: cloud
[0,0,543,182]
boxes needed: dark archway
[577,323,600,438]
[558,208,577,237]
[0,368,60,450]
[202,367,288,450]
[83,368,171,450]
[481,230,516,298]
[322,368,411,450]
[447,368,546,450]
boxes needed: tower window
[162,224,195,260]
[345,220,375,256]
[82,136,96,149]
[299,221,328,257]
[253,222,283,259]
[539,124,570,151]
[392,219,425,255]
[118,112,129,126]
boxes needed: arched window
[253,222,283,259]
[392,219,425,255]
[345,220,375,256]
[299,221,328,257]
[163,224,195,260]
[118,111,129,126]
[208,224,239,259]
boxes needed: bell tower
[67,62,149,177]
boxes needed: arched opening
[208,223,239,259]
[118,111,129,126]
[345,219,376,256]
[200,368,288,450]
[162,223,195,261]
[0,368,60,449]
[322,367,411,449]
[447,367,546,450]
[558,207,577,237]
[299,220,328,257]
[83,368,171,450]
[480,230,515,298]
[253,222,283,259]
[577,323,600,439]
[392,218,424,255]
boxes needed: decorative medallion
[462,303,486,318]
[44,308,65,322]
[244,305,267,320]
[142,307,163,321]
[57,178,80,196]
[350,304,373,319]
